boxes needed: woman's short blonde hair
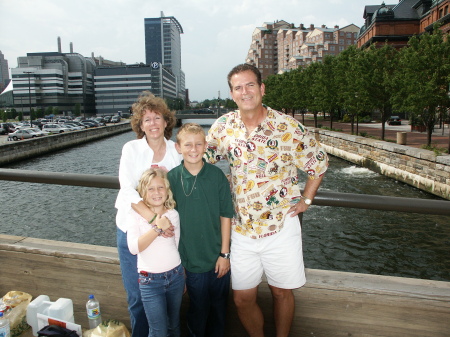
[137,168,176,210]
[130,91,177,139]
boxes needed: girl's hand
[154,214,170,231]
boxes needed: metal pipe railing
[0,168,449,216]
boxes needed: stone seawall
[314,129,450,200]
[0,123,131,166]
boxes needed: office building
[94,63,178,116]
[357,0,450,49]
[0,51,10,93]
[246,20,360,79]
[11,52,96,115]
[144,12,185,100]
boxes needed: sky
[0,0,368,102]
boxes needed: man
[206,63,328,337]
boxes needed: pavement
[296,115,449,151]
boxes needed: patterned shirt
[206,107,328,239]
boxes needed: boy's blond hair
[137,168,176,210]
[176,123,205,144]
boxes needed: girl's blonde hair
[130,91,177,140]
[136,168,176,210]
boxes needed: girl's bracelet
[148,214,157,224]
[150,223,164,236]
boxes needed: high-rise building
[246,20,360,79]
[11,52,96,115]
[94,63,178,116]
[0,50,10,93]
[144,12,185,100]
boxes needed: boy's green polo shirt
[168,159,234,273]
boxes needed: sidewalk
[296,115,449,151]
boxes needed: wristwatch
[300,196,312,205]
[219,252,231,259]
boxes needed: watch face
[303,197,312,205]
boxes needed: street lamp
[23,71,33,126]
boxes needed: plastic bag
[37,324,79,337]
[2,291,32,337]
[82,320,130,337]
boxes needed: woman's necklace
[180,164,201,197]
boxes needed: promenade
[297,115,449,151]
[1,118,449,151]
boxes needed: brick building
[357,0,450,49]
[246,20,360,79]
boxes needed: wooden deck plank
[1,235,449,336]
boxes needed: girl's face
[140,109,167,140]
[144,176,168,209]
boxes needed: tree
[74,103,81,117]
[362,44,398,140]
[393,26,450,147]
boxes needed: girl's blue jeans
[139,264,185,337]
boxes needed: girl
[127,168,184,337]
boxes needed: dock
[1,234,449,336]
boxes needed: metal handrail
[0,168,449,216]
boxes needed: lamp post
[23,71,33,126]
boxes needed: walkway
[296,115,449,151]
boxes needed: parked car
[111,115,121,123]
[8,129,43,141]
[42,123,71,133]
[1,123,16,134]
[103,116,112,123]
[388,116,402,125]
[65,122,86,130]
[80,120,98,128]
[25,127,49,137]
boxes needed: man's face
[229,70,265,112]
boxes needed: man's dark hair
[227,64,262,90]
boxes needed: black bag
[37,325,79,337]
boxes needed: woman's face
[140,109,167,140]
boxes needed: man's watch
[300,196,312,205]
[219,252,231,259]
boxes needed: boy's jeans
[185,269,230,337]
[139,264,185,337]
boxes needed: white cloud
[0,0,366,101]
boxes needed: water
[1,130,449,282]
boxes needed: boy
[167,123,234,337]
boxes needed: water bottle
[86,294,102,329]
[0,312,10,337]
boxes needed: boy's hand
[215,257,230,278]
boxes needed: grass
[421,144,449,155]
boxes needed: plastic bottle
[0,312,10,337]
[86,294,102,329]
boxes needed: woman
[115,91,181,337]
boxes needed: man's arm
[288,174,324,217]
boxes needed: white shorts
[230,214,306,290]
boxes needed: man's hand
[288,201,309,217]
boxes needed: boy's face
[176,132,207,166]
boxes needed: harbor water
[1,129,449,282]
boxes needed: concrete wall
[314,129,450,200]
[0,123,131,167]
